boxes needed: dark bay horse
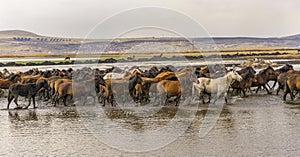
[251,66,276,94]
[269,64,293,89]
[7,80,49,109]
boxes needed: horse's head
[280,64,294,73]
[36,80,49,90]
[9,74,21,83]
[229,70,243,82]
[246,67,256,75]
[266,66,276,76]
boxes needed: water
[0,93,299,156]
[2,58,299,72]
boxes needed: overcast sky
[0,0,299,38]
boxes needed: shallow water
[0,92,300,156]
[3,58,299,73]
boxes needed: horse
[103,71,131,80]
[156,80,181,106]
[64,56,71,61]
[231,70,257,97]
[53,82,73,106]
[196,71,243,104]
[128,73,143,103]
[269,64,293,89]
[283,74,300,101]
[51,78,72,104]
[7,80,49,109]
[230,67,257,96]
[251,66,276,94]
[0,74,22,90]
[276,70,300,95]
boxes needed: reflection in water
[8,110,38,122]
[0,94,300,156]
[102,106,179,131]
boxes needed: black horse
[64,56,71,61]
[7,80,49,109]
[128,73,143,103]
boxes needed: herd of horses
[0,63,299,109]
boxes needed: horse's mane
[9,74,20,81]
[259,66,274,74]
[277,64,293,73]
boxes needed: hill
[0,30,40,38]
[0,30,299,56]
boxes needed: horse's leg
[242,89,247,97]
[283,91,288,101]
[272,80,277,89]
[263,85,272,94]
[24,96,32,109]
[7,94,14,109]
[164,94,169,105]
[63,95,68,106]
[266,83,271,90]
[175,94,181,106]
[255,86,260,94]
[290,90,295,101]
[33,96,36,108]
[276,84,281,95]
[13,95,22,109]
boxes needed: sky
[0,0,299,38]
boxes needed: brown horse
[251,66,276,94]
[0,74,22,90]
[51,78,72,104]
[156,80,181,106]
[283,74,300,101]
[276,70,300,95]
[231,67,256,96]
[54,82,73,106]
[269,64,293,89]
[231,70,257,97]
[21,74,42,84]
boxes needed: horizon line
[0,29,299,39]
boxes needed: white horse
[195,71,243,104]
[103,71,131,80]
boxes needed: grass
[0,47,299,65]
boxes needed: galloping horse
[196,71,243,104]
[283,74,300,101]
[269,64,293,89]
[231,67,257,96]
[251,66,276,94]
[276,70,300,95]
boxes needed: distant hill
[0,29,299,55]
[0,30,40,38]
[282,34,300,40]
